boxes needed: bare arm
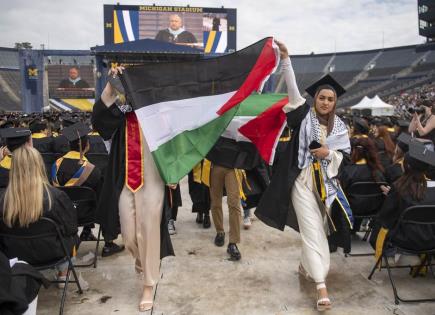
[415,115,435,136]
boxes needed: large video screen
[104,4,237,54]
[47,65,95,99]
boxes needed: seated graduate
[371,123,395,170]
[0,132,78,281]
[51,122,102,241]
[0,128,33,190]
[29,118,53,154]
[340,137,385,192]
[384,133,409,185]
[370,141,435,260]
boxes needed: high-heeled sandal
[316,283,332,312]
[298,264,314,282]
[139,300,153,312]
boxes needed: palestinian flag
[121,37,279,183]
[238,94,289,165]
[207,93,288,169]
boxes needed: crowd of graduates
[0,92,434,313]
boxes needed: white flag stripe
[122,10,135,41]
[216,31,228,53]
[221,116,253,142]
[135,91,236,151]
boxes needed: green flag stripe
[152,105,240,184]
[236,93,287,117]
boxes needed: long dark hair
[351,137,384,181]
[394,155,427,201]
[376,126,395,158]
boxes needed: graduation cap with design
[405,140,435,171]
[0,128,31,152]
[62,122,91,143]
[305,74,346,98]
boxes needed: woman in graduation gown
[91,68,173,312]
[255,41,352,311]
[340,137,385,231]
[0,139,78,279]
[370,144,435,259]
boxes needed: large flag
[207,93,288,169]
[121,37,279,183]
[238,95,289,165]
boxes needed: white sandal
[316,283,332,312]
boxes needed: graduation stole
[234,169,252,201]
[192,159,211,187]
[0,155,11,170]
[311,160,327,203]
[31,133,47,139]
[125,112,144,192]
[51,151,95,187]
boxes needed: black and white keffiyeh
[298,108,350,205]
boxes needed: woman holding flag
[92,68,174,312]
[254,41,352,311]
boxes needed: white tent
[351,95,395,116]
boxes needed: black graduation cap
[305,74,346,98]
[397,133,411,153]
[396,120,410,128]
[0,128,31,152]
[29,119,47,133]
[352,117,369,134]
[62,122,91,142]
[406,140,435,171]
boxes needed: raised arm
[275,40,306,112]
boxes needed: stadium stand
[0,48,20,111]
[0,42,434,112]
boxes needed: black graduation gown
[373,138,392,170]
[0,167,9,191]
[0,186,78,265]
[91,99,174,258]
[339,164,386,227]
[54,155,102,197]
[88,134,108,154]
[0,251,49,315]
[155,29,197,43]
[384,163,403,184]
[32,136,54,154]
[255,103,352,251]
[370,186,435,251]
[255,103,310,231]
[53,135,70,155]
[188,171,210,214]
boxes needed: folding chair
[57,186,101,268]
[345,181,387,256]
[0,217,83,315]
[368,205,435,304]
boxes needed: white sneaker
[243,216,252,230]
[168,219,176,235]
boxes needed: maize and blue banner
[113,9,139,43]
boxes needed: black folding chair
[368,205,435,304]
[345,181,387,256]
[0,217,83,315]
[57,186,101,268]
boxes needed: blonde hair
[3,146,52,227]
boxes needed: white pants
[292,173,330,283]
[118,135,164,286]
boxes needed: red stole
[125,112,144,192]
